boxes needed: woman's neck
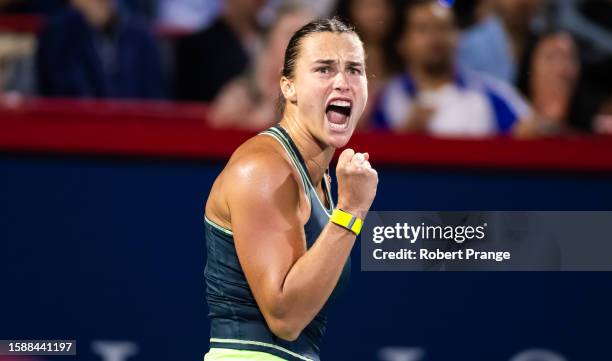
[279,114,334,186]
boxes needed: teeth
[329,121,349,130]
[330,100,351,107]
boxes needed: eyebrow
[313,59,364,67]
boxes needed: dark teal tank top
[204,125,351,361]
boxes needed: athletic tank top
[204,125,351,361]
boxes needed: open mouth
[325,99,352,130]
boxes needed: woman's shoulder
[221,133,302,195]
[206,133,303,226]
[227,133,288,169]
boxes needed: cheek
[352,77,369,111]
[297,77,330,113]
[414,37,431,54]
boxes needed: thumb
[338,148,355,165]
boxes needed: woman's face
[289,32,368,148]
[532,33,579,94]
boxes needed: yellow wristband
[330,209,363,236]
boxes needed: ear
[280,76,297,104]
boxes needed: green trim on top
[204,347,286,360]
[260,130,310,200]
[261,128,312,191]
[260,128,334,217]
[204,215,233,235]
[209,338,314,361]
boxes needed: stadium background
[1,0,612,360]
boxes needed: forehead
[297,32,365,64]
[539,34,577,56]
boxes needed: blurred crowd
[0,0,611,137]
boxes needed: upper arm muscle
[226,153,306,320]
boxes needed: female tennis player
[203,18,378,361]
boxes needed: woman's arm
[225,148,377,341]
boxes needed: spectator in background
[594,95,612,135]
[156,0,220,31]
[458,0,543,84]
[120,0,156,20]
[373,0,530,137]
[553,0,612,133]
[0,33,36,95]
[334,0,397,128]
[208,4,313,130]
[36,0,165,99]
[174,0,264,102]
[449,0,488,29]
[525,32,580,136]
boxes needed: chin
[327,134,352,149]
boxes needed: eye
[348,67,362,75]
[316,66,331,74]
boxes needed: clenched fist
[335,148,378,220]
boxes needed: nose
[333,71,350,93]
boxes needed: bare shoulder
[205,134,303,228]
[226,134,294,182]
